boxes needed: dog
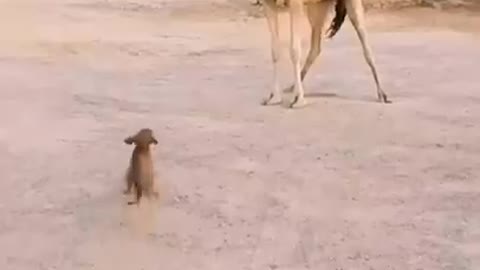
[123,128,159,205]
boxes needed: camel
[259,0,390,108]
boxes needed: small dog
[123,128,159,205]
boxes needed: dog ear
[150,137,158,145]
[124,136,134,145]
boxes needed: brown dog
[123,128,158,205]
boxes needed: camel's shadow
[303,91,381,103]
[305,92,337,98]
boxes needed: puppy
[123,128,158,205]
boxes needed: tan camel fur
[260,0,390,108]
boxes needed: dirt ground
[0,0,479,269]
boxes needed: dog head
[124,128,158,147]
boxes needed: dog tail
[326,0,347,39]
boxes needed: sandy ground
[0,0,479,269]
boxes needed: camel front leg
[261,1,283,106]
[345,0,390,103]
[288,0,307,108]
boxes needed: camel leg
[345,0,390,103]
[261,0,283,106]
[283,1,333,94]
[288,0,307,108]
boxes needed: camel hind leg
[345,0,390,103]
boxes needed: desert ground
[0,0,479,269]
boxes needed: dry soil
[0,1,479,270]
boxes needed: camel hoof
[289,95,308,108]
[378,92,391,104]
[261,93,282,106]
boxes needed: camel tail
[326,0,347,38]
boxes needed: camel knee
[308,45,321,62]
[271,46,280,63]
[289,45,301,63]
